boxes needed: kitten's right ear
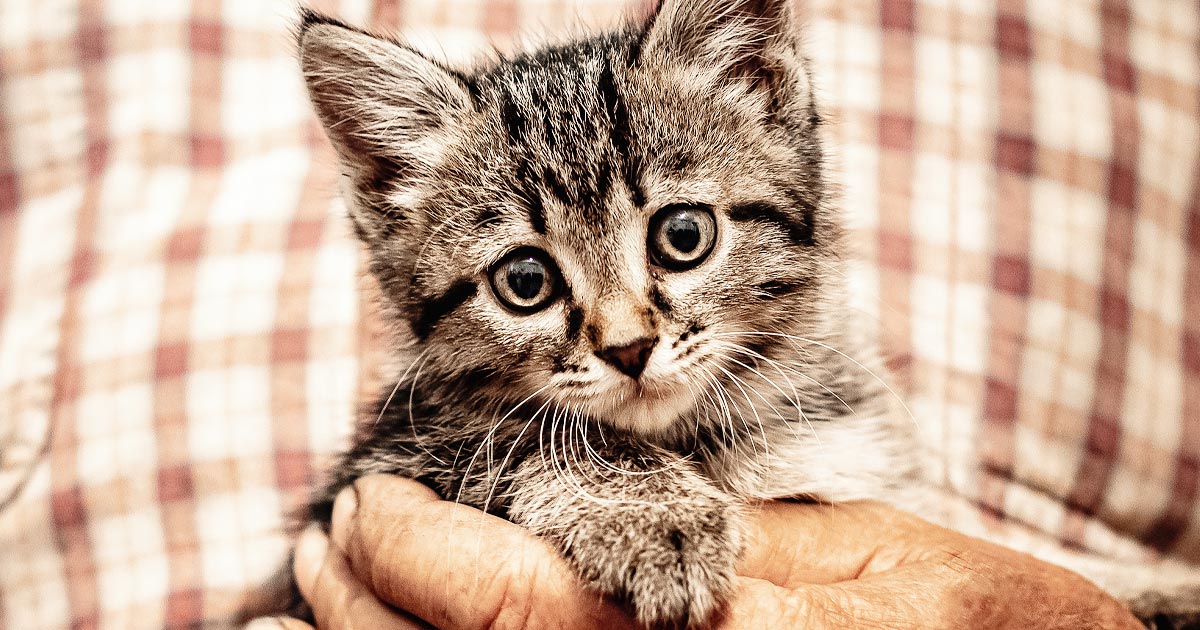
[637,0,809,110]
[297,10,472,179]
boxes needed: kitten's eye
[648,204,717,270]
[489,247,561,313]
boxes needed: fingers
[294,525,429,630]
[243,618,313,630]
[331,475,635,630]
[737,501,942,588]
[717,576,932,630]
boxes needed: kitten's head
[300,0,844,436]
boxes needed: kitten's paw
[569,498,742,629]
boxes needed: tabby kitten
[275,0,1192,627]
[289,0,914,625]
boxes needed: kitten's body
[258,1,1198,627]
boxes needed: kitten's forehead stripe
[478,36,642,238]
[542,166,576,206]
[501,94,527,141]
[598,51,643,211]
[525,194,547,234]
[411,279,478,340]
[597,59,628,158]
[510,161,547,234]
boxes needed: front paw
[566,498,742,629]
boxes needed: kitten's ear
[297,10,472,178]
[638,0,808,104]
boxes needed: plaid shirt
[1,0,1198,627]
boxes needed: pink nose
[597,338,654,379]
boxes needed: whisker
[404,352,450,465]
[712,364,769,457]
[579,416,682,477]
[374,348,428,429]
[679,373,705,443]
[710,339,852,438]
[455,384,554,511]
[710,343,813,437]
[481,396,553,513]
[714,330,919,435]
[697,364,737,455]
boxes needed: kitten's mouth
[627,381,654,397]
[590,378,696,435]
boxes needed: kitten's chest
[698,413,920,505]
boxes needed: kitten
[252,0,1198,627]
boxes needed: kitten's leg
[506,435,743,629]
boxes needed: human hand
[280,474,1142,629]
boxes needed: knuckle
[486,579,534,630]
[482,548,549,630]
[787,588,854,624]
[855,501,923,536]
[791,587,853,628]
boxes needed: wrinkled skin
[276,475,1144,630]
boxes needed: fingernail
[292,524,328,603]
[294,524,329,575]
[331,484,359,553]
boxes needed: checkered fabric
[1,0,1197,627]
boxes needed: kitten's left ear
[297,10,473,181]
[638,0,809,106]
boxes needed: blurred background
[0,0,1198,627]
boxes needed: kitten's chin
[595,383,696,436]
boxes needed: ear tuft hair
[297,7,356,35]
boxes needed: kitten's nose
[597,338,654,379]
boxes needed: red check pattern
[1,0,1198,628]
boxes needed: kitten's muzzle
[597,338,654,379]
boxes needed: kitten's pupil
[508,258,544,300]
[666,215,701,253]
